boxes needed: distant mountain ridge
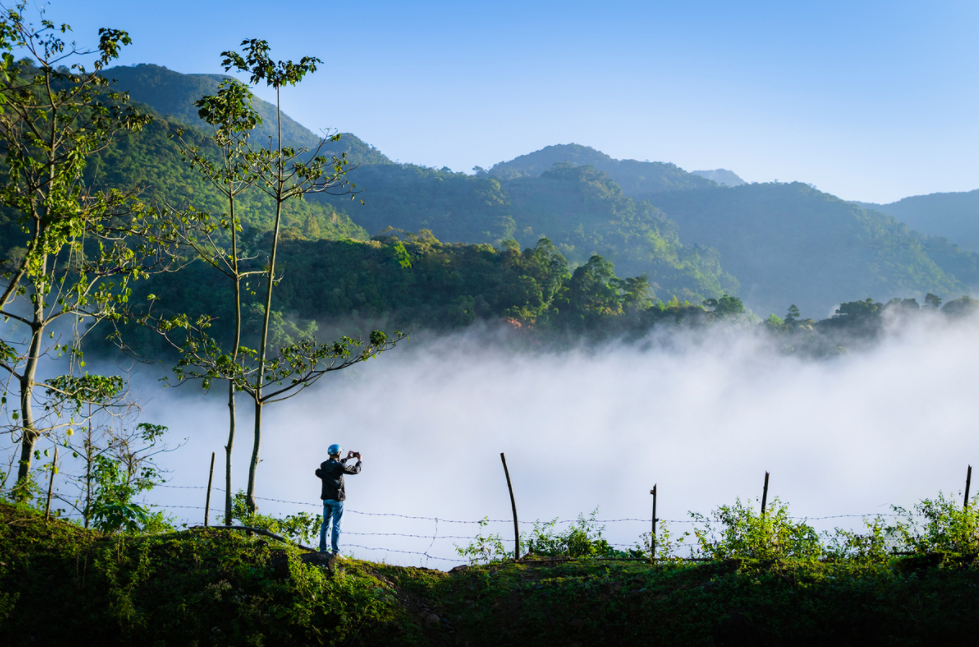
[691,169,745,187]
[859,190,979,253]
[487,143,717,197]
[652,183,974,318]
[102,64,391,165]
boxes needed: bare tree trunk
[14,286,46,495]
[84,420,92,529]
[225,380,235,525]
[246,399,262,513]
[245,84,284,514]
[225,186,242,525]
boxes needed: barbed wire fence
[14,459,970,568]
[146,482,938,567]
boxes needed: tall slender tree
[166,80,265,525]
[135,42,403,514]
[220,40,403,512]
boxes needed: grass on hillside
[3,501,979,646]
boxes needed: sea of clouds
[118,311,979,567]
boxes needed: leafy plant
[691,497,822,563]
[824,515,903,564]
[523,510,625,559]
[454,517,510,565]
[230,490,321,545]
[892,492,979,558]
[88,455,150,533]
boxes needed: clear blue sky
[40,0,979,203]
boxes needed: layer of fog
[100,314,979,566]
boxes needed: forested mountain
[105,229,714,358]
[691,169,745,187]
[0,112,368,259]
[859,189,979,253]
[312,163,737,302]
[651,182,974,318]
[93,69,732,304]
[481,145,977,316]
[20,64,974,323]
[102,64,391,165]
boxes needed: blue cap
[328,444,342,456]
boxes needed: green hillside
[88,115,368,241]
[315,163,737,302]
[1,113,368,260]
[861,189,979,253]
[102,64,391,165]
[652,182,972,318]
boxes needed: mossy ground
[2,502,978,646]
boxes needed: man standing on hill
[315,444,363,555]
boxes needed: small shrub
[454,517,510,565]
[691,497,822,563]
[892,492,979,557]
[523,510,625,559]
[825,515,903,563]
[231,491,322,545]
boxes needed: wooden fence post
[965,465,973,510]
[500,453,520,561]
[205,452,215,527]
[650,484,658,562]
[44,447,58,520]
[760,471,770,517]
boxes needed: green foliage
[825,515,900,564]
[454,517,510,565]
[866,188,979,252]
[231,490,322,545]
[523,510,624,559]
[82,114,368,243]
[486,143,717,196]
[893,493,979,558]
[7,496,979,645]
[691,497,823,564]
[456,511,626,564]
[312,162,736,304]
[99,231,717,357]
[702,293,745,317]
[0,3,190,492]
[88,455,151,533]
[101,64,328,151]
[0,502,406,646]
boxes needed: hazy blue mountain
[691,169,745,187]
[101,64,391,165]
[486,143,717,196]
[651,182,974,318]
[860,189,979,252]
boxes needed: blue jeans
[319,499,344,554]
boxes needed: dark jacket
[315,458,362,501]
